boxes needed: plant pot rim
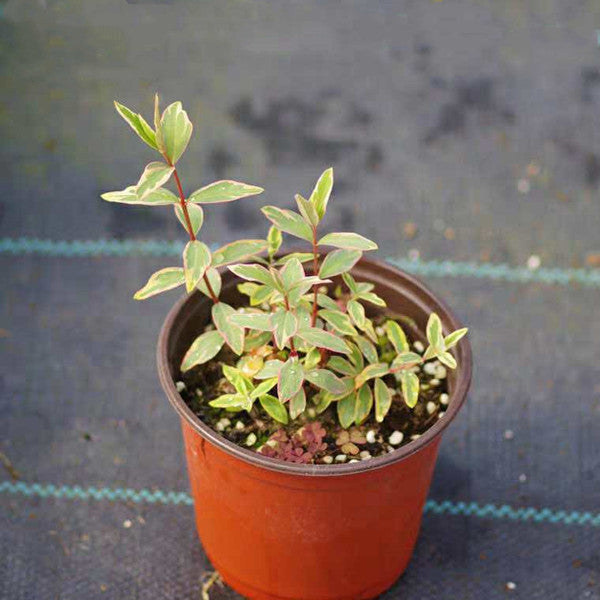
[157,255,472,477]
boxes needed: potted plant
[102,96,472,600]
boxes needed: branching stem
[168,158,219,304]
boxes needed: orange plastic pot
[158,257,472,600]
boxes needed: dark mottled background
[1,1,600,599]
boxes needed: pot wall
[158,256,472,600]
[182,418,440,600]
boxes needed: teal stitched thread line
[2,237,600,288]
[1,481,599,527]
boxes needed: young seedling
[104,95,469,460]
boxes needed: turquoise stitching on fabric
[2,237,600,288]
[1,481,599,527]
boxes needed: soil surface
[178,325,450,465]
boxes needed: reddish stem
[310,226,320,327]
[169,161,219,304]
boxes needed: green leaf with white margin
[101,186,179,206]
[174,203,204,235]
[261,206,313,242]
[318,232,378,251]
[275,252,315,266]
[134,267,185,300]
[358,292,386,307]
[314,392,332,415]
[303,346,321,370]
[426,313,444,350]
[295,194,319,227]
[400,371,420,408]
[342,272,358,293]
[374,378,392,423]
[271,310,298,349]
[309,167,333,220]
[156,101,193,164]
[444,328,468,350]
[295,327,350,354]
[259,394,288,424]
[267,226,282,259]
[197,267,221,299]
[355,363,389,389]
[136,161,174,199]
[318,249,362,279]
[255,359,284,380]
[391,352,422,370]
[189,180,264,204]
[385,320,409,353]
[318,309,357,336]
[327,356,357,376]
[180,330,225,371]
[278,358,304,402]
[212,240,268,267]
[222,365,253,396]
[437,351,457,369]
[228,263,275,287]
[229,311,273,332]
[316,293,340,311]
[354,335,378,364]
[114,101,157,150]
[289,387,307,419]
[304,369,347,395]
[183,241,211,292]
[347,299,366,328]
[209,393,249,411]
[280,258,305,291]
[347,341,364,371]
[212,302,245,355]
[337,392,357,428]
[250,378,278,399]
[355,384,373,425]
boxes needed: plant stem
[310,226,320,327]
[169,162,219,304]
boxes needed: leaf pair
[208,365,288,423]
[422,313,468,369]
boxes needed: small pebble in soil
[504,429,514,440]
[235,421,244,430]
[123,520,132,529]
[245,433,257,446]
[518,473,527,483]
[426,401,436,415]
[389,431,404,446]
[429,378,440,387]
[335,454,347,463]
[413,341,425,353]
[505,581,517,591]
[366,430,377,444]
[175,381,186,393]
[307,408,316,418]
[437,412,445,419]
[440,393,449,405]
[423,362,436,375]
[434,365,447,379]
[360,450,372,460]
[410,434,421,441]
[322,456,333,464]
[349,459,359,463]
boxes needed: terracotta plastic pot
[158,256,472,600]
